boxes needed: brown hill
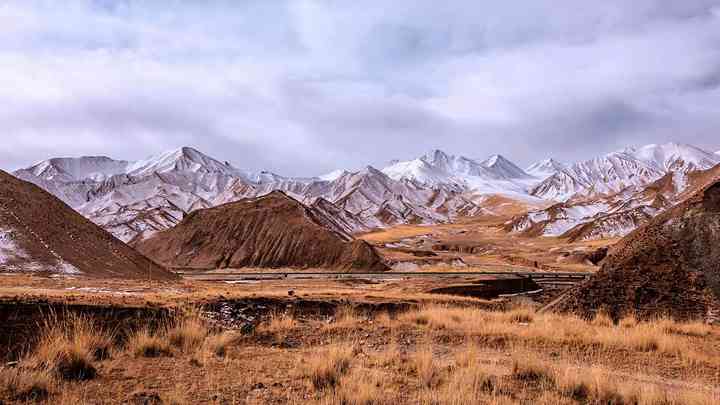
[135,191,388,271]
[0,170,174,279]
[552,173,720,321]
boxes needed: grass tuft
[204,332,237,358]
[30,313,112,381]
[167,310,208,352]
[302,343,354,390]
[127,327,171,358]
[0,367,53,401]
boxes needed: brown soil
[136,191,387,271]
[553,179,720,321]
[0,170,173,280]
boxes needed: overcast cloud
[1,0,720,175]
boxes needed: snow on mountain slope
[480,154,534,180]
[18,156,131,183]
[508,164,709,241]
[319,169,349,182]
[310,198,372,237]
[628,143,719,172]
[14,142,717,244]
[531,143,720,201]
[14,147,492,241]
[127,147,252,179]
[525,159,566,179]
[15,147,253,243]
[382,149,537,197]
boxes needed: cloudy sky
[2,0,720,176]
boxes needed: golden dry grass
[29,313,114,381]
[322,369,387,405]
[553,364,719,405]
[2,295,718,404]
[301,343,355,391]
[0,367,54,402]
[127,327,172,358]
[167,310,208,352]
[324,305,362,330]
[397,305,715,365]
[203,331,237,358]
[258,311,297,334]
[511,354,554,385]
[412,345,439,388]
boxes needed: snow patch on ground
[58,262,81,274]
[0,227,39,271]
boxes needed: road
[179,270,592,284]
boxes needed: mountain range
[11,142,720,244]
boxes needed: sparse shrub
[303,343,354,390]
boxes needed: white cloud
[1,0,719,174]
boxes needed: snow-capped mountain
[507,162,720,241]
[15,147,490,242]
[16,147,252,242]
[525,159,566,179]
[530,143,720,201]
[12,141,720,244]
[480,154,534,180]
[381,149,538,197]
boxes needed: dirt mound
[135,191,388,271]
[553,178,720,321]
[0,170,173,279]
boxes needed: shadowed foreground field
[1,284,719,404]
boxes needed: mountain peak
[127,146,247,178]
[526,158,566,179]
[479,154,531,179]
[480,154,509,168]
[19,155,130,183]
[421,149,452,165]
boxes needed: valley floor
[1,273,719,404]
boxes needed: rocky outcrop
[553,180,720,321]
